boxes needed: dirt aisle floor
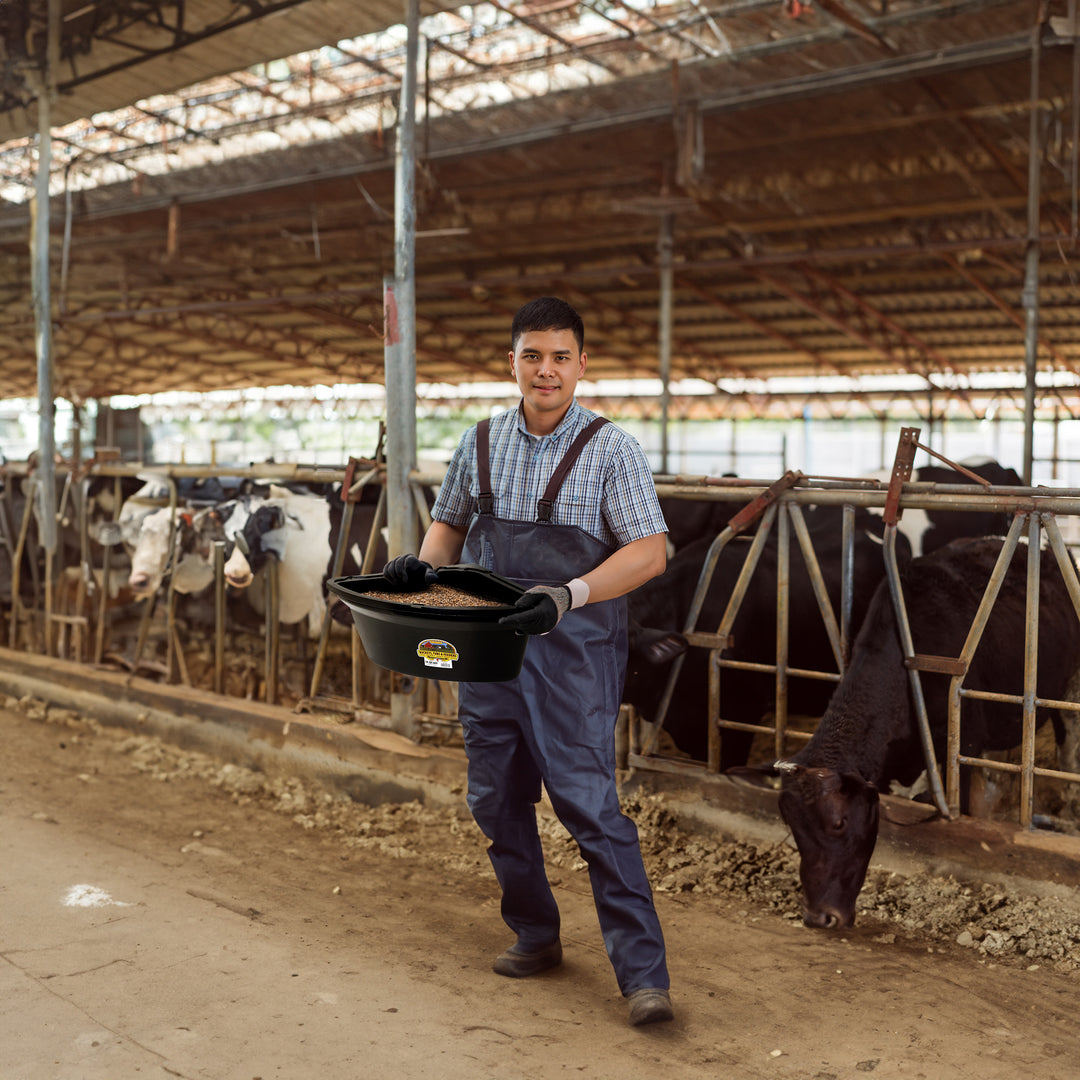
[3,699,1080,1080]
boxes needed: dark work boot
[627,987,674,1026]
[492,939,563,978]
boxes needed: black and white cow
[126,504,233,597]
[222,483,389,633]
[753,536,1080,930]
[624,504,910,768]
[96,477,265,598]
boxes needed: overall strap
[475,418,494,514]
[536,416,609,523]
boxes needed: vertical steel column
[1019,512,1042,826]
[1071,0,1079,241]
[264,559,281,706]
[1022,16,1044,485]
[657,213,673,475]
[840,503,855,665]
[30,2,61,650]
[774,506,790,759]
[1052,404,1061,480]
[385,0,420,738]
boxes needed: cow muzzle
[801,905,854,931]
[127,572,156,596]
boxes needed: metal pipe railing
[4,457,1080,832]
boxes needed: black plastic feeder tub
[326,565,528,682]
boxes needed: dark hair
[510,297,584,354]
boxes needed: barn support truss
[4,0,1080,422]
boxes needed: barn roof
[2,0,1078,419]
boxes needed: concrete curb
[0,646,469,810]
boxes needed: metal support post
[385,0,421,739]
[882,523,951,819]
[30,4,61,647]
[1019,512,1042,826]
[774,505,790,759]
[1022,16,1044,485]
[944,513,1027,814]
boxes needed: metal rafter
[749,269,902,376]
[798,264,961,376]
[678,276,832,373]
[941,251,1079,374]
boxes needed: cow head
[733,760,879,930]
[127,507,179,596]
[774,761,879,929]
[223,503,293,588]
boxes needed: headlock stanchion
[638,470,806,767]
[3,432,1080,831]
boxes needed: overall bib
[458,417,669,996]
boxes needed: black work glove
[499,585,571,635]
[383,553,438,590]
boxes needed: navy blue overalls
[458,416,669,996]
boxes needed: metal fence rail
[4,448,1080,832]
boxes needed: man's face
[510,328,586,427]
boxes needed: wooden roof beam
[57,326,229,398]
[139,314,384,383]
[814,0,891,48]
[577,1,670,63]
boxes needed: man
[383,297,673,1027]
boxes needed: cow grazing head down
[777,761,879,930]
[732,760,879,930]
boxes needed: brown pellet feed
[363,584,512,609]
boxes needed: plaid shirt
[432,400,667,550]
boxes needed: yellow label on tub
[417,638,459,669]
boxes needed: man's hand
[383,554,438,590]
[499,585,571,635]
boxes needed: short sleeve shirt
[432,400,667,550]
